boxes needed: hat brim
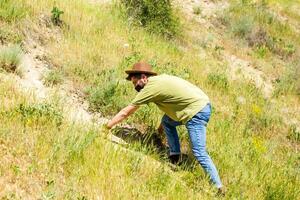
[125,70,157,81]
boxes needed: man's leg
[186,104,222,188]
[161,114,182,163]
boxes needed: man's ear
[141,74,148,80]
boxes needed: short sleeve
[131,83,158,106]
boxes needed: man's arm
[106,105,139,129]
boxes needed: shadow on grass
[111,126,197,171]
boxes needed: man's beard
[135,83,144,92]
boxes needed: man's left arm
[106,105,139,129]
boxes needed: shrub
[247,27,269,48]
[0,45,23,73]
[120,0,180,38]
[231,15,254,38]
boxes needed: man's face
[131,75,147,92]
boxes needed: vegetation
[0,45,22,72]
[0,0,299,199]
[0,0,27,22]
[221,0,298,58]
[51,6,64,26]
[193,6,202,15]
[119,0,180,38]
[43,69,64,86]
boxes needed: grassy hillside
[0,0,299,199]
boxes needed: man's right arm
[106,105,139,129]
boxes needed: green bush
[0,45,23,73]
[231,15,254,38]
[120,0,180,38]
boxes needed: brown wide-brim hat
[125,62,157,80]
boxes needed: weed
[157,62,191,79]
[243,104,280,137]
[193,6,201,15]
[231,15,254,38]
[65,130,98,162]
[264,178,300,200]
[43,69,64,86]
[274,60,300,96]
[212,45,224,58]
[247,27,269,48]
[85,80,128,114]
[207,72,229,91]
[119,52,143,71]
[225,1,297,59]
[255,45,268,59]
[0,24,23,44]
[0,45,23,73]
[0,0,27,22]
[51,6,64,26]
[119,0,180,38]
[15,103,63,127]
[287,125,300,143]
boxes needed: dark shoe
[168,154,180,164]
[217,187,226,197]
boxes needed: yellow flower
[252,104,262,115]
[252,136,267,154]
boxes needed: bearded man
[106,62,224,194]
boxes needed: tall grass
[0,0,299,199]
[0,0,28,22]
[219,0,299,59]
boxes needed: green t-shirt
[131,74,210,123]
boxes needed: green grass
[0,0,299,199]
[223,0,299,59]
[0,0,28,22]
[43,69,64,86]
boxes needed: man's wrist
[105,123,112,130]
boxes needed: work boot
[169,154,180,164]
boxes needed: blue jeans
[161,103,222,188]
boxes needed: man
[106,62,224,193]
